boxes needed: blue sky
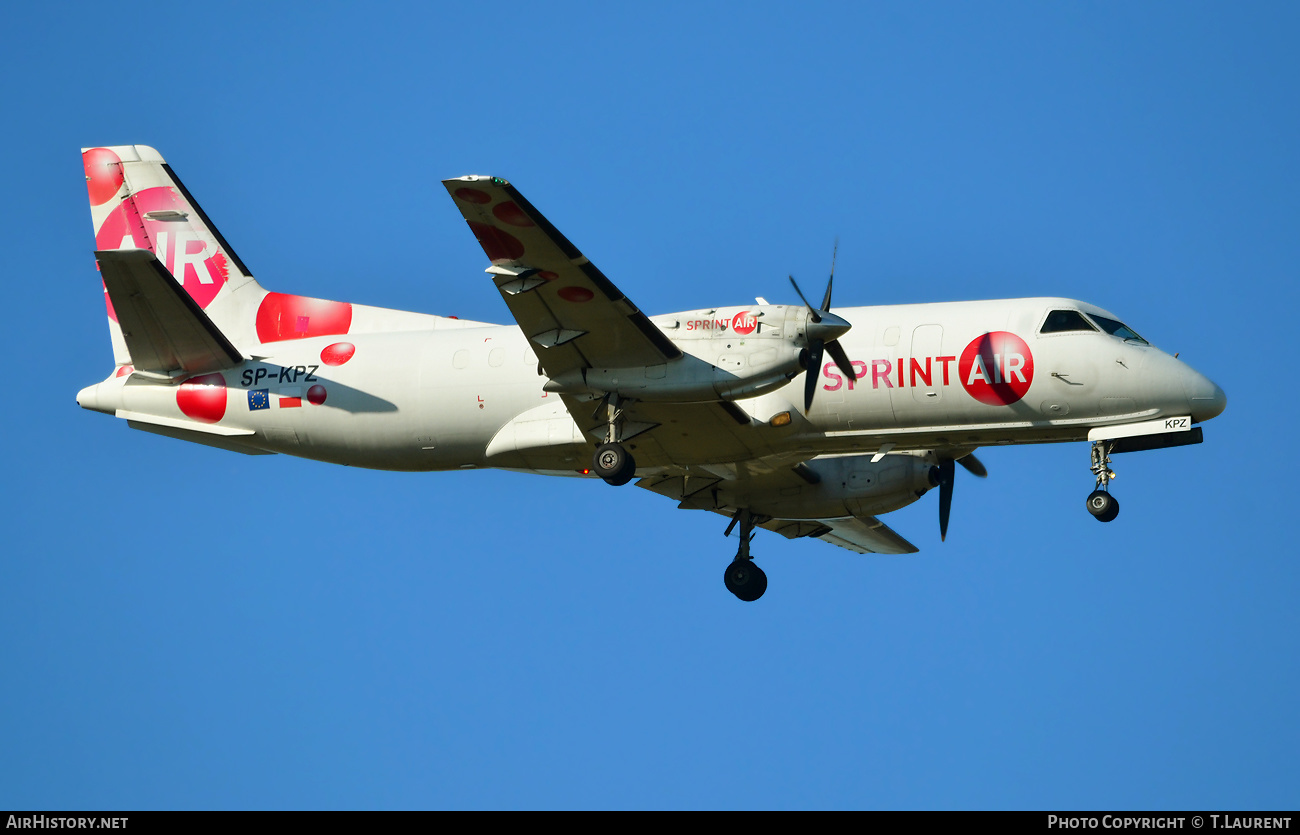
[2,2,1297,810]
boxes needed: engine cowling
[542,304,811,402]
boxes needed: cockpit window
[1088,314,1148,344]
[1040,309,1097,334]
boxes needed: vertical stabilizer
[83,145,266,366]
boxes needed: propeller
[936,453,988,541]
[790,241,857,412]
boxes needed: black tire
[593,443,636,486]
[1086,489,1116,521]
[723,560,768,602]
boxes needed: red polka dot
[466,222,525,262]
[455,187,491,204]
[539,271,559,281]
[256,293,353,343]
[307,385,327,405]
[83,148,124,205]
[115,364,134,377]
[320,342,356,366]
[558,286,594,303]
[492,201,535,228]
[176,373,227,423]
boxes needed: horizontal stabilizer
[97,249,243,375]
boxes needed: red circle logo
[959,331,1034,406]
[96,186,230,318]
[731,311,758,335]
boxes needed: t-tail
[83,144,270,370]
[78,145,471,426]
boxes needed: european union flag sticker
[247,389,270,411]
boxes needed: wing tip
[443,175,508,186]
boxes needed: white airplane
[77,145,1227,601]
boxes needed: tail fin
[83,145,265,366]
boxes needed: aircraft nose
[1181,364,1227,422]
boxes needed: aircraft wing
[637,471,920,555]
[442,176,681,378]
[97,248,243,375]
[758,515,919,555]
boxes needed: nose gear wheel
[1086,440,1120,522]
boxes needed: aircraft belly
[483,398,589,472]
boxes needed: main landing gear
[592,442,635,486]
[591,394,636,486]
[723,509,768,602]
[1086,439,1120,523]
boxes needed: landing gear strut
[591,394,636,486]
[723,509,768,602]
[1086,440,1120,522]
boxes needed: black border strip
[501,181,582,260]
[162,163,254,279]
[718,401,751,426]
[144,254,244,366]
[578,262,627,303]
[100,250,246,368]
[1111,426,1203,455]
[628,313,683,360]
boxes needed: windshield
[1088,313,1148,344]
[1041,309,1098,334]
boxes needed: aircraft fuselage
[78,295,1225,476]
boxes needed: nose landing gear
[723,509,769,602]
[1086,440,1120,522]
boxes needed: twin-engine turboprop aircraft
[77,145,1227,601]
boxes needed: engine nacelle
[542,304,811,402]
[682,452,939,519]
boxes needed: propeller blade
[825,339,857,381]
[821,238,838,311]
[957,453,988,479]
[788,275,822,323]
[938,457,955,542]
[803,339,825,412]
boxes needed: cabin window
[1040,309,1097,334]
[1088,314,1148,344]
